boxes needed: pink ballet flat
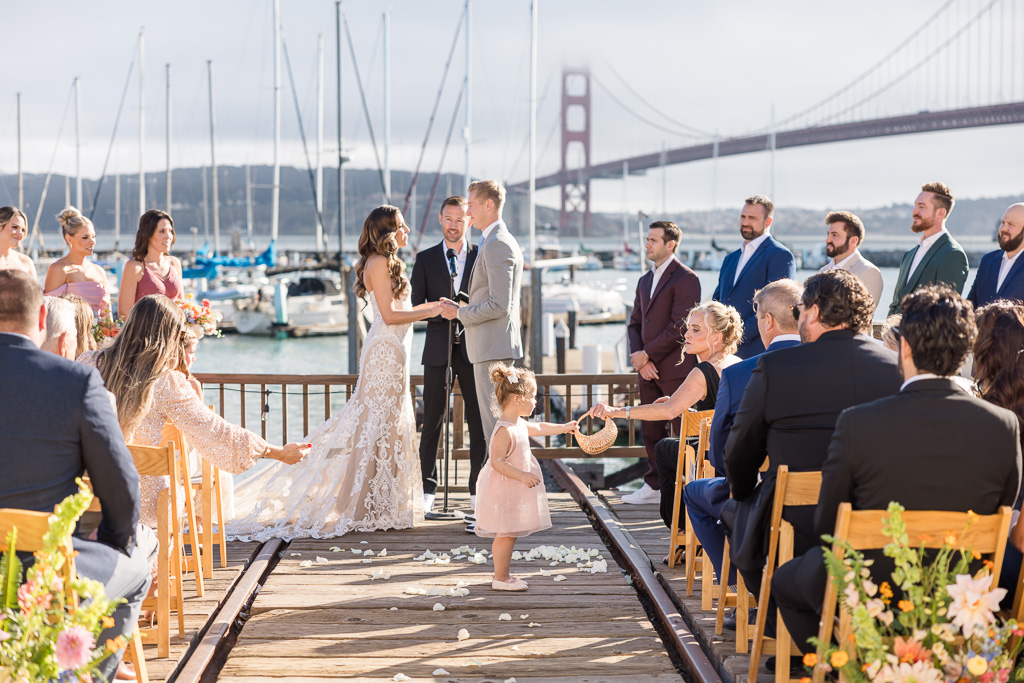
[492,575,529,591]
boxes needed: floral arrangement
[91,316,123,347]
[175,293,223,338]
[0,481,120,682]
[807,503,1024,683]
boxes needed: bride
[226,206,444,541]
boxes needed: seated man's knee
[654,438,679,470]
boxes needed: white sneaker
[469,494,476,512]
[620,483,661,505]
[423,493,435,511]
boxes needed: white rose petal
[432,669,451,676]
[505,678,518,683]
[316,556,329,564]
[588,548,599,556]
[362,558,373,563]
[520,614,529,619]
[393,675,410,682]
[527,622,541,627]
[352,548,362,553]
[470,553,487,564]
[461,658,482,667]
[453,554,466,560]
[539,569,551,576]
[360,540,368,544]
[404,587,427,595]
[289,552,302,556]
[298,560,313,567]
[363,549,375,556]
[511,645,520,651]
[511,551,522,560]
[498,613,512,621]
[433,603,445,611]
[553,575,567,582]
[379,548,387,557]
[434,555,451,565]
[390,607,398,611]
[457,628,470,641]
[329,546,341,552]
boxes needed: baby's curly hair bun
[490,362,536,410]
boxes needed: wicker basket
[574,417,618,455]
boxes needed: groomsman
[623,221,700,505]
[410,196,487,513]
[817,211,883,315]
[713,196,796,359]
[886,181,969,315]
[967,203,1024,308]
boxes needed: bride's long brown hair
[354,205,408,301]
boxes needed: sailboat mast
[316,33,325,253]
[16,93,22,211]
[464,0,471,192]
[383,11,391,203]
[139,28,146,214]
[74,78,81,207]
[527,0,539,371]
[208,60,220,254]
[245,164,254,245]
[271,0,281,242]
[115,170,121,251]
[166,64,172,209]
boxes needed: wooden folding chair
[160,423,205,596]
[129,440,186,658]
[747,465,823,683]
[0,507,150,683]
[667,409,714,572]
[812,503,1013,683]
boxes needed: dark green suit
[887,231,969,315]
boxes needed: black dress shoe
[463,513,476,523]
[464,523,476,534]
[723,607,756,631]
[765,656,805,676]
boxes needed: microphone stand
[424,251,465,521]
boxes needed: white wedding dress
[225,291,424,541]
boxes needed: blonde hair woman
[44,207,110,317]
[0,206,34,275]
[226,205,442,542]
[79,295,309,528]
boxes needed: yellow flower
[803,653,818,667]
[898,600,915,612]
[966,656,988,676]
[830,651,849,668]
[945,532,958,546]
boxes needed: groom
[441,180,524,514]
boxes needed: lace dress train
[225,294,424,541]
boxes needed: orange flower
[918,534,934,544]
[879,582,893,600]
[803,653,818,667]
[101,616,115,629]
[830,651,850,667]
[967,510,979,522]
[945,532,958,545]
[898,600,915,612]
[972,549,982,560]
[106,636,127,653]
[894,636,929,663]
[984,559,995,571]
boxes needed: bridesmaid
[44,207,110,317]
[117,209,184,318]
[0,206,34,276]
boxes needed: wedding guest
[816,211,883,314]
[475,363,577,591]
[712,195,796,359]
[177,328,203,398]
[0,269,155,683]
[722,269,901,669]
[60,293,98,358]
[44,207,110,317]
[880,314,901,352]
[80,294,310,529]
[773,285,1020,660]
[623,220,701,505]
[0,206,34,275]
[117,209,184,318]
[967,203,1024,309]
[886,181,969,315]
[41,296,78,360]
[594,301,742,534]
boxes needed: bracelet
[259,445,272,459]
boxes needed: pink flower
[56,624,95,671]
[0,627,10,641]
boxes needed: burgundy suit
[627,258,702,488]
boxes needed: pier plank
[220,491,682,681]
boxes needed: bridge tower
[560,68,592,238]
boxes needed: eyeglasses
[791,302,806,321]
[891,324,901,343]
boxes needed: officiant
[410,195,487,514]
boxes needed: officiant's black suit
[772,377,1022,653]
[411,241,487,496]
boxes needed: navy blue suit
[682,337,801,584]
[713,235,796,358]
[967,248,1024,309]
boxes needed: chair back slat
[782,471,822,507]
[835,503,1012,554]
[129,442,175,477]
[683,409,714,439]
[0,509,54,553]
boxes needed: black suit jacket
[0,334,140,555]
[626,258,702,382]
[723,329,902,556]
[815,378,1022,539]
[411,241,478,367]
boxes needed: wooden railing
[193,372,646,460]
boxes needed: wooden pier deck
[603,489,772,683]
[215,490,683,682]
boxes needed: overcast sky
[3,0,1022,215]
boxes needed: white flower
[891,661,943,683]
[862,579,878,597]
[865,598,885,618]
[945,573,1007,638]
[878,610,895,626]
[844,582,861,609]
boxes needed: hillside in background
[1,166,1017,248]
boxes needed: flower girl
[475,363,577,591]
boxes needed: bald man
[968,203,1024,309]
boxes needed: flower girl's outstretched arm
[489,425,541,488]
[525,419,578,437]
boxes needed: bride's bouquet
[175,293,224,338]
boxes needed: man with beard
[713,195,796,358]
[967,203,1024,308]
[886,182,969,315]
[816,211,883,315]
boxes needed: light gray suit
[458,221,524,443]
[818,250,885,316]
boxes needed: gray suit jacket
[818,250,884,315]
[459,221,524,364]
